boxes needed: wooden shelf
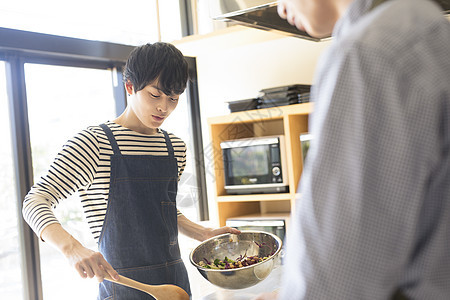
[208,102,313,226]
[207,102,313,125]
[216,193,292,202]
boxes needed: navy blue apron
[97,123,191,299]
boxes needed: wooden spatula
[104,274,189,300]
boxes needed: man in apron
[25,42,240,299]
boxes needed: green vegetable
[199,254,266,270]
[224,256,235,263]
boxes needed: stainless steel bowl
[189,231,282,289]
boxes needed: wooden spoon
[104,274,189,300]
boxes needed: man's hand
[203,226,241,241]
[63,242,119,282]
[177,215,240,241]
[41,223,119,282]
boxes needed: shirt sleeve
[280,38,443,299]
[22,129,100,238]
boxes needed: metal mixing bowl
[189,231,282,289]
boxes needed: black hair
[123,42,189,95]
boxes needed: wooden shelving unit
[207,102,313,226]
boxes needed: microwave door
[224,144,271,184]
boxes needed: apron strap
[161,129,174,158]
[100,123,120,155]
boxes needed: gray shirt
[280,0,450,299]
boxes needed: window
[0,61,24,299]
[163,93,199,221]
[0,0,185,45]
[25,64,116,300]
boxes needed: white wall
[174,26,331,224]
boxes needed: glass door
[0,61,25,299]
[24,63,116,300]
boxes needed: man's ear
[125,81,134,95]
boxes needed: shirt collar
[333,0,375,38]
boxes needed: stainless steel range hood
[210,0,325,41]
[210,0,450,42]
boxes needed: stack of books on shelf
[227,84,312,113]
[227,98,260,113]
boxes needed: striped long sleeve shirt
[22,121,186,243]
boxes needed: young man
[23,42,239,299]
[256,0,450,299]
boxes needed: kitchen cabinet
[207,102,313,226]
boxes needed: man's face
[127,79,180,130]
[277,0,340,38]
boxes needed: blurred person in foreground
[255,0,450,299]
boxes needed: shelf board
[216,193,292,202]
[208,102,313,125]
[226,212,291,219]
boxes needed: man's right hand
[63,241,119,282]
[41,223,119,282]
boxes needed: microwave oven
[220,135,289,195]
[226,213,290,241]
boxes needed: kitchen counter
[199,264,283,300]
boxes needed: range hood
[210,0,450,42]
